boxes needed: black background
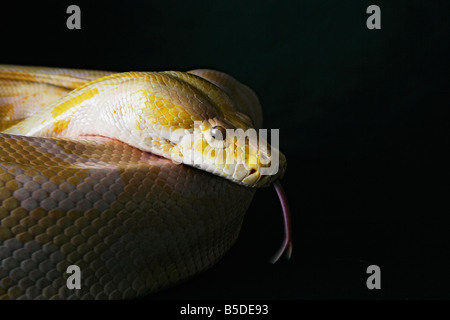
[1,0,448,299]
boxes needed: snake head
[166,118,286,188]
[131,70,287,188]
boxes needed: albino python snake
[0,65,290,300]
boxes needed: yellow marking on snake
[51,88,99,118]
[52,119,71,134]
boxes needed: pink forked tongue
[270,181,292,264]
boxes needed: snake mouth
[242,150,286,188]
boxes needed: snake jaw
[242,169,261,185]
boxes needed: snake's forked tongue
[270,180,292,264]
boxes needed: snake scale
[0,65,290,300]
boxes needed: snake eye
[210,126,226,141]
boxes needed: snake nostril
[249,168,257,175]
[259,153,271,166]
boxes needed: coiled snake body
[0,65,288,299]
